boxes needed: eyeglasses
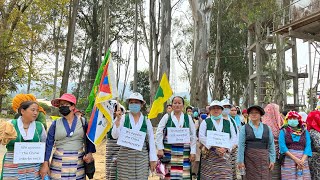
[59,104,71,107]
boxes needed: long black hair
[172,96,185,105]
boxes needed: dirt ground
[0,119,159,179]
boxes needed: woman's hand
[190,154,196,162]
[216,147,227,157]
[40,161,50,179]
[269,162,275,171]
[83,153,94,163]
[238,163,245,169]
[157,149,164,158]
[150,161,157,172]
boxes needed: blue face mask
[200,114,208,120]
[288,119,299,127]
[211,114,222,120]
[222,108,230,115]
[129,103,141,113]
[193,111,199,118]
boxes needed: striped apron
[105,130,120,180]
[49,148,85,180]
[163,114,191,180]
[1,120,43,180]
[281,149,311,180]
[116,115,149,180]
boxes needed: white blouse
[111,113,157,161]
[12,117,46,142]
[155,112,197,154]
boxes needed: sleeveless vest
[6,119,43,151]
[245,123,269,149]
[164,113,189,136]
[205,118,231,138]
[124,114,147,132]
[284,127,306,150]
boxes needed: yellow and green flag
[148,73,173,119]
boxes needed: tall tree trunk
[53,14,62,99]
[133,0,138,91]
[75,35,89,99]
[27,35,34,94]
[60,0,80,95]
[212,0,222,100]
[189,0,213,107]
[88,0,99,90]
[104,0,110,52]
[159,0,171,79]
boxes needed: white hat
[209,100,224,109]
[126,92,146,104]
[221,99,231,107]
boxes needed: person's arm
[268,126,276,163]
[111,115,124,139]
[146,120,158,161]
[229,120,238,150]
[303,130,312,157]
[199,120,209,149]
[84,121,96,153]
[44,121,56,162]
[237,126,246,163]
[188,115,197,154]
[155,114,168,150]
[279,129,301,163]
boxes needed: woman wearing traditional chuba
[279,111,312,179]
[1,101,47,180]
[198,100,237,179]
[237,105,276,180]
[40,93,96,180]
[105,102,125,179]
[261,103,283,179]
[112,92,157,179]
[306,106,320,179]
[156,96,197,179]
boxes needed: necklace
[23,126,29,129]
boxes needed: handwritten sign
[167,127,190,144]
[117,127,146,151]
[13,142,45,164]
[206,131,231,149]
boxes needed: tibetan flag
[86,50,118,145]
[87,100,117,145]
[148,73,173,119]
[85,50,111,114]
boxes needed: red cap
[51,93,77,107]
[242,109,247,114]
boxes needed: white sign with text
[13,142,45,164]
[167,127,190,144]
[206,131,231,149]
[117,127,146,151]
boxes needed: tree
[130,70,151,105]
[60,0,80,95]
[189,0,213,107]
[159,0,171,78]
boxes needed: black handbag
[278,153,285,165]
[159,156,171,164]
[80,118,96,179]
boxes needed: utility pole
[133,0,138,92]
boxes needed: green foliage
[38,102,51,114]
[130,70,150,105]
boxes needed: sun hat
[247,105,265,115]
[209,100,224,110]
[51,93,77,107]
[126,92,146,104]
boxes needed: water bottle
[44,175,50,180]
[297,169,303,176]
[239,167,246,176]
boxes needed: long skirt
[271,159,281,180]
[116,143,149,180]
[244,148,271,180]
[1,152,41,180]
[163,143,191,179]
[308,151,320,180]
[50,148,85,180]
[199,148,232,180]
[281,149,311,180]
[105,139,120,180]
[230,147,238,180]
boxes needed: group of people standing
[1,91,320,180]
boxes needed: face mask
[193,111,199,117]
[129,103,141,113]
[288,119,299,127]
[59,106,71,116]
[211,114,222,120]
[222,108,231,116]
[200,114,208,120]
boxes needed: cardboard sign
[117,127,146,151]
[13,142,45,164]
[167,127,190,144]
[206,130,231,149]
